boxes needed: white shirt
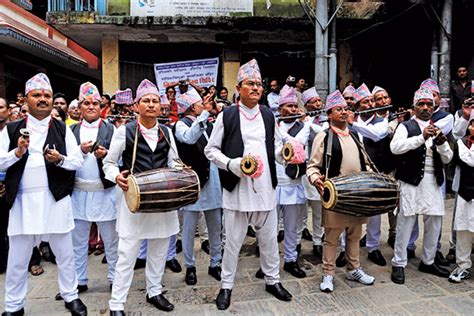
[72,119,117,222]
[205,103,286,212]
[352,114,389,142]
[174,112,222,211]
[432,108,454,136]
[102,122,179,239]
[452,139,474,231]
[452,111,469,141]
[390,118,453,216]
[267,92,279,114]
[0,114,84,236]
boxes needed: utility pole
[315,0,329,101]
[438,0,452,98]
[328,0,337,93]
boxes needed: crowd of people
[0,61,472,316]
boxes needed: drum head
[282,142,294,162]
[125,175,140,213]
[321,180,337,210]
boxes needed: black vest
[219,104,277,192]
[285,121,307,179]
[121,121,170,173]
[70,119,115,189]
[457,137,474,202]
[362,116,395,174]
[321,128,367,178]
[173,116,213,188]
[5,118,76,209]
[394,120,444,186]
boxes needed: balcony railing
[48,0,106,15]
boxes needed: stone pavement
[2,198,474,315]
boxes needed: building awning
[0,12,89,70]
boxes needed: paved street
[2,198,474,315]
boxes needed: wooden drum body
[125,168,200,213]
[321,172,399,217]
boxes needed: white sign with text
[131,0,253,17]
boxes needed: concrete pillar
[222,43,241,94]
[438,0,452,97]
[315,0,329,101]
[102,35,120,95]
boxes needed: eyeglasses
[243,81,263,88]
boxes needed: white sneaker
[449,266,471,283]
[320,274,334,292]
[346,268,375,285]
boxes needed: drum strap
[130,124,139,175]
[325,129,333,179]
[158,125,188,168]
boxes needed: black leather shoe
[359,234,366,247]
[65,298,87,316]
[255,268,265,279]
[166,258,182,273]
[387,235,396,249]
[176,239,182,254]
[283,261,306,278]
[146,294,174,312]
[102,256,107,264]
[391,266,405,284]
[313,245,323,259]
[201,240,210,255]
[368,249,387,266]
[216,289,232,310]
[296,244,301,254]
[446,248,456,264]
[407,248,416,259]
[265,283,292,301]
[277,230,285,243]
[247,226,256,238]
[208,265,221,281]
[1,308,24,316]
[419,261,450,278]
[185,267,197,285]
[302,228,313,241]
[55,285,88,300]
[336,251,346,267]
[134,258,146,270]
[434,251,450,266]
[109,311,125,316]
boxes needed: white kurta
[102,123,179,239]
[390,119,453,216]
[302,121,324,201]
[0,114,84,236]
[452,111,469,141]
[352,114,389,142]
[452,138,474,232]
[204,102,286,212]
[174,112,222,211]
[71,119,117,222]
[276,121,309,205]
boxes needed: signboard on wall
[154,57,219,92]
[131,0,253,17]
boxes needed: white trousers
[109,236,170,311]
[366,215,382,252]
[278,204,305,262]
[309,200,324,246]
[392,213,442,268]
[72,219,118,285]
[455,230,473,270]
[4,233,78,312]
[296,204,307,244]
[221,209,280,289]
